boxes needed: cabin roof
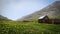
[38,15,47,19]
[38,15,60,19]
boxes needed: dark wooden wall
[38,19,60,24]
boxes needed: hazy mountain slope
[18,1,60,21]
[0,15,11,21]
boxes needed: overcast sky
[0,0,58,20]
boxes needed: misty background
[0,0,58,20]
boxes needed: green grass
[0,20,60,34]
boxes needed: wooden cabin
[38,15,60,24]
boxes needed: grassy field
[0,20,60,34]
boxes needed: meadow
[0,20,60,34]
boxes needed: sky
[0,0,58,20]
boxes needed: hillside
[18,1,60,21]
[0,15,11,21]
